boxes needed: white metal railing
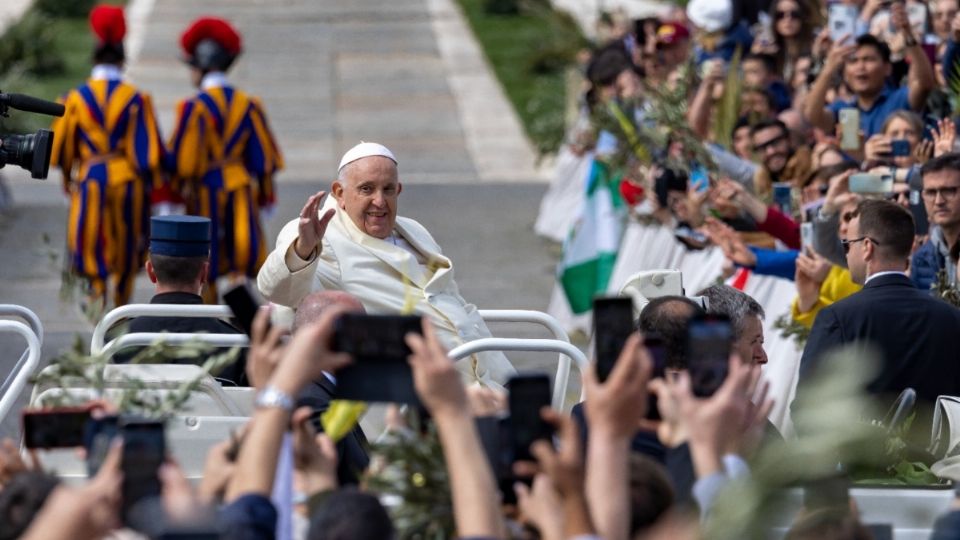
[448,338,588,410]
[91,304,235,354]
[0,320,42,422]
[98,333,249,359]
[478,310,579,410]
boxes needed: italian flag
[559,159,627,314]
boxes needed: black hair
[93,42,125,65]
[731,116,753,138]
[749,118,789,138]
[653,167,689,208]
[308,487,395,540]
[149,253,207,287]
[855,199,915,262]
[854,34,891,64]
[804,161,859,188]
[0,471,60,540]
[744,52,778,74]
[921,152,960,178]
[587,45,632,87]
[638,296,705,369]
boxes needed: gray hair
[293,290,365,332]
[696,284,764,338]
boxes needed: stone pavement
[0,0,567,438]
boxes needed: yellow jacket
[791,265,862,328]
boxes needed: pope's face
[333,156,401,239]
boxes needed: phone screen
[507,374,553,462]
[22,408,91,449]
[121,419,165,523]
[332,314,423,404]
[890,139,910,157]
[644,334,667,421]
[84,415,119,477]
[685,316,733,397]
[223,283,264,336]
[593,297,635,383]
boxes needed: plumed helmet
[180,17,242,72]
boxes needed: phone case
[839,109,860,150]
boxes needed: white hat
[686,0,732,33]
[338,142,397,172]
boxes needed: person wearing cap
[655,22,691,76]
[167,16,283,303]
[112,215,246,384]
[50,4,165,309]
[257,142,516,388]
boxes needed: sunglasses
[841,236,878,254]
[754,134,787,153]
[776,10,801,20]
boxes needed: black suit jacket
[112,292,247,385]
[296,376,371,486]
[800,273,960,403]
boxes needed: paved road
[0,0,571,439]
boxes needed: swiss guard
[50,4,165,310]
[167,16,284,303]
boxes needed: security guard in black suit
[113,215,247,385]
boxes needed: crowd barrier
[533,147,591,243]
[547,221,802,436]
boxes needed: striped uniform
[167,84,282,297]
[50,76,165,307]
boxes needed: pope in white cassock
[257,142,517,387]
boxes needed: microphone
[0,93,65,117]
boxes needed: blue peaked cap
[150,215,210,257]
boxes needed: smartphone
[773,183,792,216]
[22,407,91,449]
[890,139,910,157]
[685,315,733,398]
[84,414,119,477]
[644,333,668,421]
[332,314,423,404]
[839,108,860,150]
[849,173,894,193]
[507,374,553,462]
[801,222,815,252]
[592,297,635,383]
[223,283,265,336]
[828,4,860,42]
[689,166,710,194]
[906,2,928,36]
[121,418,165,524]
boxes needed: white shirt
[864,270,908,285]
[200,71,229,90]
[91,64,122,81]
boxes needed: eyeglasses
[753,134,787,153]
[775,10,801,20]
[921,186,960,201]
[841,236,878,254]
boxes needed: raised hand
[294,190,336,260]
[932,118,957,158]
[246,306,289,389]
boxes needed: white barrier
[547,221,802,435]
[533,147,591,243]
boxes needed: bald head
[638,296,705,369]
[294,290,365,332]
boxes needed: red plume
[180,17,242,58]
[89,5,126,45]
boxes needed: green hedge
[457,0,587,155]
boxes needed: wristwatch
[255,385,295,412]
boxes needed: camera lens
[0,129,53,179]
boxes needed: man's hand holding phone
[405,318,468,419]
[584,333,653,439]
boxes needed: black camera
[0,91,64,179]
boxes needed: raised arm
[890,2,936,110]
[803,38,856,133]
[406,320,505,538]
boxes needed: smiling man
[802,6,935,139]
[257,142,516,387]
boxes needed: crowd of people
[12,0,960,537]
